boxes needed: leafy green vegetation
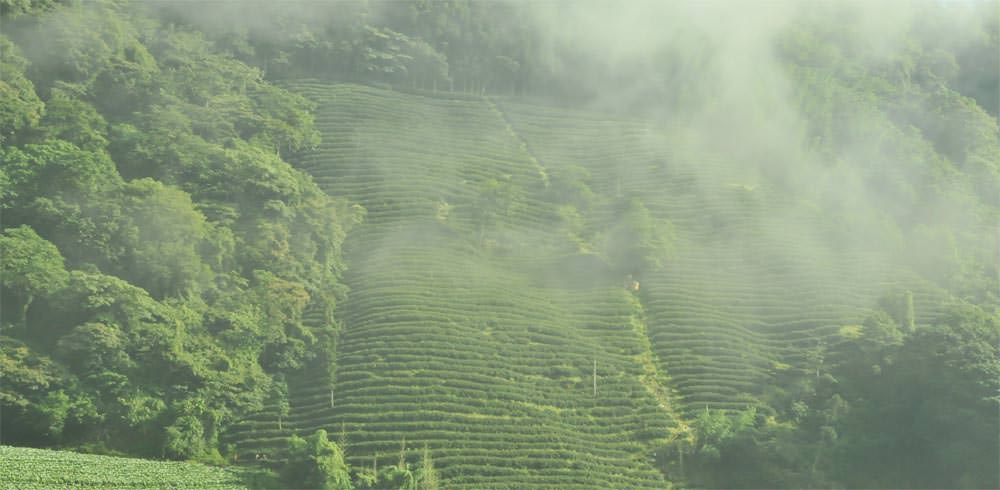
[0,445,250,489]
[282,430,352,490]
[1,0,997,489]
[1,0,355,464]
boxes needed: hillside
[1,1,998,489]
[215,81,966,488]
[492,98,959,415]
[221,82,678,488]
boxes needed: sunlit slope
[494,98,955,415]
[0,446,249,490]
[280,82,676,489]
[294,83,550,231]
[334,227,670,488]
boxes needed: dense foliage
[0,444,250,489]
[1,0,997,489]
[1,0,356,463]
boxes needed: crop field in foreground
[0,446,249,490]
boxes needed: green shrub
[282,429,352,490]
[164,415,206,460]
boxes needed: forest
[0,0,998,489]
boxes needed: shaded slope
[494,98,957,415]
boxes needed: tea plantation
[215,82,962,487]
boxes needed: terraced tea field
[0,446,249,489]
[495,98,956,415]
[332,226,675,488]
[220,82,956,487]
[269,82,678,488]
[496,99,954,398]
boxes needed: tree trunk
[21,294,33,331]
[811,443,823,479]
[903,290,915,332]
[677,446,685,482]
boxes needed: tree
[0,140,124,271]
[14,2,158,111]
[377,464,415,490]
[283,429,353,490]
[832,304,1000,488]
[0,225,69,329]
[0,36,44,143]
[0,0,61,18]
[952,4,999,118]
[470,177,523,246]
[55,322,129,376]
[34,390,71,440]
[270,375,289,431]
[404,39,449,90]
[692,408,733,461]
[117,178,210,298]
[1,139,119,207]
[604,199,674,276]
[666,420,696,481]
[37,87,109,151]
[253,270,313,371]
[359,26,414,84]
[119,393,166,442]
[416,445,439,490]
[902,290,914,332]
[247,82,321,157]
[0,1,351,464]
[0,336,99,446]
[163,415,205,460]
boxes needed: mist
[1,0,998,488]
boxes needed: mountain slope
[222,82,966,488]
[220,82,679,488]
[494,98,958,416]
